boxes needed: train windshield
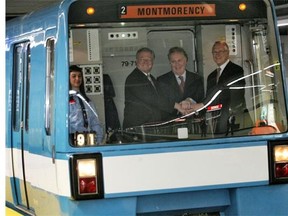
[68,0,287,146]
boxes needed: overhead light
[238,3,247,11]
[86,7,95,15]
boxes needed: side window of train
[45,38,55,135]
[25,44,31,131]
[12,42,31,131]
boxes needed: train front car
[6,0,288,215]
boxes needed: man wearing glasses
[206,40,247,134]
[188,41,249,135]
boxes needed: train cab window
[67,1,288,146]
[45,38,55,135]
[12,42,30,132]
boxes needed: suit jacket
[123,68,162,129]
[157,70,204,120]
[103,74,120,130]
[205,61,246,134]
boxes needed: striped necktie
[216,67,221,83]
[147,73,156,90]
[179,75,185,94]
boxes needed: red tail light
[70,153,104,200]
[275,163,288,178]
[79,177,97,194]
[269,141,288,183]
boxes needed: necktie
[179,75,185,94]
[216,67,221,83]
[147,73,156,90]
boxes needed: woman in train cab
[69,65,103,145]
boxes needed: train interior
[69,19,288,144]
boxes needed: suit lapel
[167,71,179,90]
[218,61,232,84]
[136,69,158,94]
[185,71,194,89]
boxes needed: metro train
[6,0,288,215]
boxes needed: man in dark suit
[123,47,185,129]
[206,41,247,134]
[103,74,120,131]
[189,41,248,134]
[123,47,160,129]
[157,47,204,120]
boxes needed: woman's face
[70,71,82,90]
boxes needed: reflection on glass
[112,63,287,144]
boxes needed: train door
[147,29,196,78]
[10,41,32,212]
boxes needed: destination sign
[120,4,216,19]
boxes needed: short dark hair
[69,65,82,73]
[168,47,188,61]
[136,47,155,59]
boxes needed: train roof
[6,0,71,41]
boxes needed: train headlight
[269,141,288,183]
[274,145,288,162]
[274,145,288,178]
[70,153,104,200]
[78,159,97,194]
